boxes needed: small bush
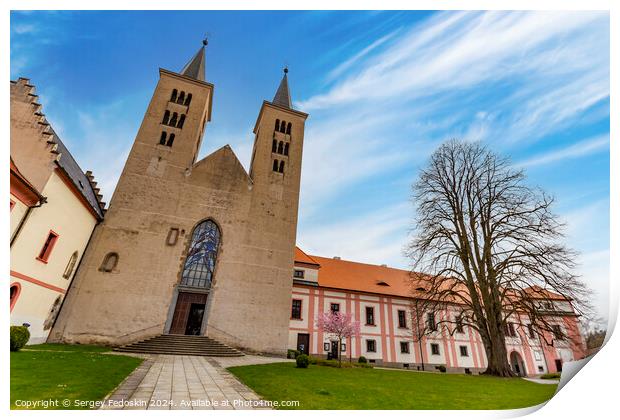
[287,349,300,359]
[10,326,30,352]
[354,362,373,368]
[438,365,447,373]
[358,356,367,364]
[540,372,561,379]
[296,354,310,368]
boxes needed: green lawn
[11,344,143,410]
[228,363,558,410]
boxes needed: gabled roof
[294,247,320,267]
[272,69,292,109]
[50,127,105,219]
[180,42,206,82]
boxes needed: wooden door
[169,292,208,335]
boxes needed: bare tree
[407,140,592,377]
[409,298,428,371]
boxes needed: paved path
[524,377,560,385]
[102,354,287,410]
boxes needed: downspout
[10,196,47,247]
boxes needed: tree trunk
[418,339,425,371]
[481,329,515,377]
[338,338,342,368]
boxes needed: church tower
[51,42,309,356]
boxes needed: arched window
[272,139,277,153]
[63,251,79,279]
[286,122,292,135]
[10,283,21,312]
[171,89,178,102]
[273,159,279,172]
[278,141,284,154]
[99,252,119,272]
[160,131,167,145]
[180,220,221,289]
[279,161,285,173]
[162,110,170,125]
[284,143,289,156]
[178,91,185,104]
[167,133,176,147]
[280,120,286,133]
[169,112,178,127]
[178,114,186,129]
[275,119,280,131]
[43,295,63,331]
[185,93,192,106]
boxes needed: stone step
[114,334,244,357]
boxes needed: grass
[11,344,143,410]
[228,362,558,410]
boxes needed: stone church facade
[50,42,308,355]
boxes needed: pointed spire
[180,38,207,81]
[272,67,292,109]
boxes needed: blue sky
[10,10,609,322]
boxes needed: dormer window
[376,281,389,286]
[294,269,305,279]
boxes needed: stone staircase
[114,334,244,357]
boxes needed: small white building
[10,78,105,344]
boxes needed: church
[49,41,307,355]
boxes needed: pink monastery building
[289,247,587,376]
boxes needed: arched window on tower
[280,120,286,133]
[171,89,178,102]
[178,91,185,104]
[272,139,277,153]
[286,122,292,135]
[159,131,167,145]
[180,220,221,289]
[167,133,176,147]
[273,159,279,172]
[162,110,170,125]
[177,114,186,129]
[284,143,289,156]
[277,141,284,154]
[169,112,178,127]
[275,119,280,131]
[279,161,285,173]
[99,252,119,273]
[185,93,192,106]
[63,251,79,279]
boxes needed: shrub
[296,354,310,368]
[354,362,373,368]
[358,356,367,364]
[10,326,30,352]
[540,372,561,379]
[287,349,300,359]
[438,365,447,373]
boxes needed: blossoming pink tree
[316,311,361,367]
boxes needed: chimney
[333,256,341,260]
[381,264,387,267]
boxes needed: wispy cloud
[515,134,609,168]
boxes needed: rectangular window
[293,269,305,279]
[330,303,340,313]
[455,316,464,333]
[291,299,302,320]
[552,325,564,340]
[398,310,407,328]
[527,324,536,338]
[366,339,376,353]
[459,345,468,357]
[37,230,59,263]
[365,307,375,325]
[504,322,516,337]
[431,343,440,355]
[400,342,410,354]
[427,312,437,331]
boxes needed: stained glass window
[181,220,220,289]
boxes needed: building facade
[50,43,308,355]
[10,78,105,344]
[288,248,586,376]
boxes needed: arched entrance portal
[510,351,527,377]
[167,220,221,335]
